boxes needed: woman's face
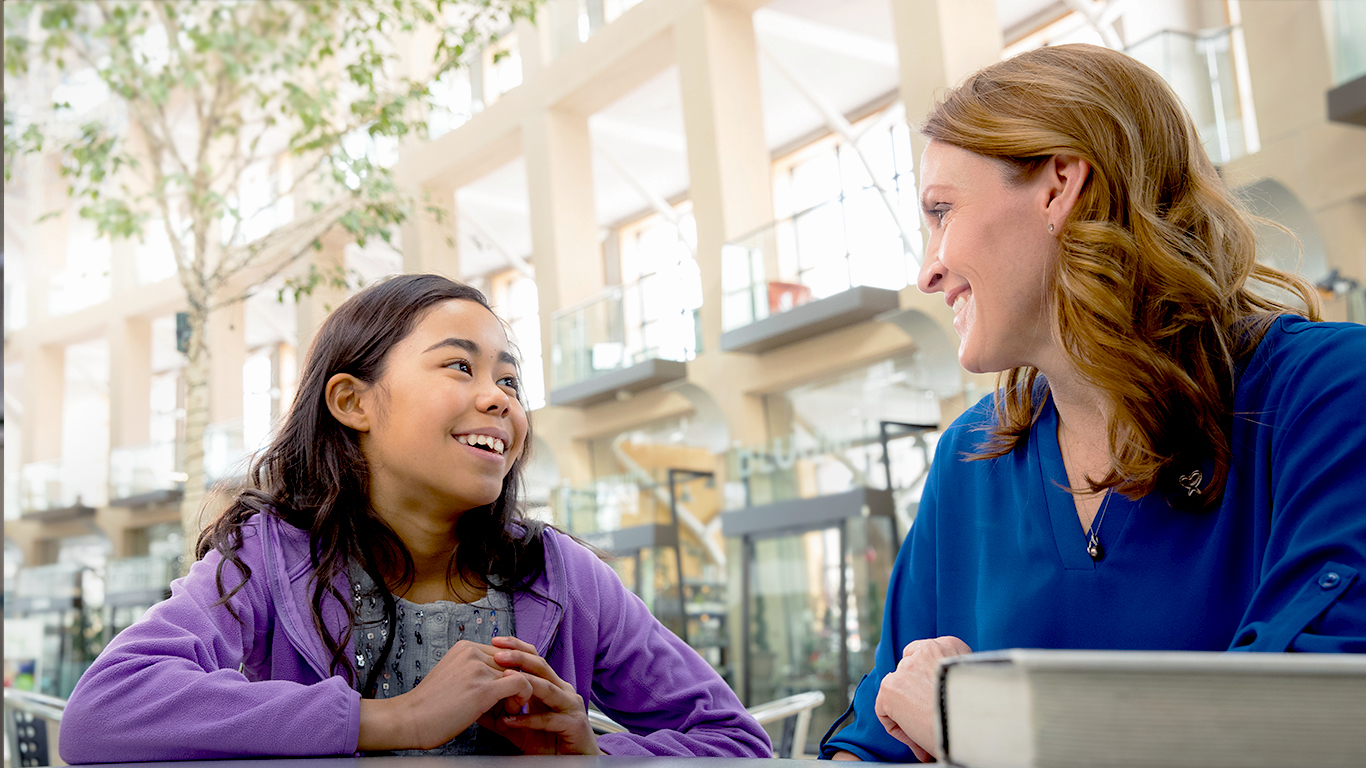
[356,299,528,518]
[916,140,1061,374]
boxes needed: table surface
[70,757,841,768]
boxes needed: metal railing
[3,689,64,768]
[588,690,826,759]
[7,688,824,763]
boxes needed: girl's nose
[477,381,511,416]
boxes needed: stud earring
[1048,223,1055,233]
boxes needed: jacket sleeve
[1227,320,1366,653]
[58,523,361,763]
[563,541,771,757]
[819,434,945,762]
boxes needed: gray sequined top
[350,563,517,755]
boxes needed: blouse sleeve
[1225,320,1366,653]
[58,523,360,763]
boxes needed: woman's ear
[1043,154,1091,229]
[326,373,371,432]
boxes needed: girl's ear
[326,373,371,432]
[1042,153,1091,230]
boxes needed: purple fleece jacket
[59,514,770,761]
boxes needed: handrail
[746,690,825,725]
[2,689,66,723]
[7,685,825,758]
[588,690,826,758]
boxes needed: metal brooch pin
[1178,469,1203,496]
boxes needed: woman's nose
[917,248,946,294]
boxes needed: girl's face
[355,299,528,518]
[916,140,1062,375]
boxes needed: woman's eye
[448,360,472,374]
[499,376,520,392]
[925,206,948,225]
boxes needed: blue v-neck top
[824,316,1366,762]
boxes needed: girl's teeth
[456,434,505,455]
[953,294,968,313]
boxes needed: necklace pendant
[1087,537,1105,562]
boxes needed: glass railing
[724,419,939,514]
[551,476,675,536]
[550,275,700,391]
[1332,0,1366,84]
[104,556,178,597]
[1125,27,1247,164]
[19,459,106,513]
[721,192,916,334]
[204,419,253,484]
[108,440,183,501]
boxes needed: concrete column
[1236,1,1331,148]
[294,237,350,363]
[675,1,775,447]
[676,1,773,346]
[400,184,461,276]
[207,301,246,425]
[892,0,1002,202]
[23,344,65,463]
[523,106,603,391]
[108,317,153,448]
[516,16,546,80]
[110,237,139,298]
[543,0,584,63]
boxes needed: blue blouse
[823,316,1366,761]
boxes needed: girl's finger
[498,712,577,730]
[490,635,536,653]
[518,670,580,711]
[493,649,568,689]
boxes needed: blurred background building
[5,0,1365,756]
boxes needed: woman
[822,44,1366,762]
[60,275,770,761]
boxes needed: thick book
[933,649,1366,768]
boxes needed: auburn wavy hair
[197,274,546,696]
[921,43,1319,509]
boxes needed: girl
[59,274,771,761]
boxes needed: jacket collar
[261,514,566,675]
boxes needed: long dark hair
[197,274,546,693]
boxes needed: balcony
[548,277,698,407]
[1327,0,1366,127]
[18,460,101,521]
[1124,27,1251,164]
[719,194,908,354]
[553,469,726,676]
[204,418,256,485]
[108,441,184,508]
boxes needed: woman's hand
[359,639,532,752]
[874,635,972,762]
[480,635,602,755]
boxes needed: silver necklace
[1086,489,1113,562]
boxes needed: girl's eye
[448,360,472,374]
[499,375,520,392]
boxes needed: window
[616,201,701,365]
[490,269,547,410]
[768,107,918,299]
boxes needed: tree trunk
[179,299,212,573]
